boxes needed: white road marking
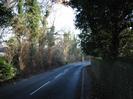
[64,69,69,73]
[54,73,63,79]
[29,81,50,95]
[29,63,90,96]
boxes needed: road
[0,62,91,99]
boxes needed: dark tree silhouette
[0,2,13,27]
[71,0,133,58]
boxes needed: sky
[47,3,80,35]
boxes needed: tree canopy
[0,2,13,27]
[71,0,133,58]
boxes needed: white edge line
[29,81,50,95]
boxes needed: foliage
[25,0,41,38]
[63,32,71,62]
[71,0,133,59]
[2,0,83,78]
[0,2,13,27]
[7,0,42,71]
[25,0,42,67]
[119,28,133,56]
[47,26,55,47]
[0,57,16,82]
[5,37,19,64]
[51,46,65,67]
[68,36,82,62]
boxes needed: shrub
[0,57,16,82]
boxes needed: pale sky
[47,3,80,35]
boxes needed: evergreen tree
[25,0,41,67]
[0,1,13,27]
[71,0,133,58]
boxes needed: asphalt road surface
[0,62,91,99]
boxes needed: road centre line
[64,69,69,73]
[54,72,64,79]
[30,68,70,95]
[54,69,69,79]
[29,81,50,95]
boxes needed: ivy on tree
[71,0,133,58]
[0,2,13,27]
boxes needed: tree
[63,32,71,63]
[5,37,18,64]
[25,0,41,65]
[71,0,133,58]
[7,0,42,71]
[62,32,82,63]
[119,28,133,57]
[11,0,27,70]
[46,25,56,68]
[68,35,82,62]
[0,1,13,27]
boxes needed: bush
[0,57,16,82]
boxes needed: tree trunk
[16,37,24,71]
[111,25,120,59]
[48,47,52,69]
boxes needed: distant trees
[62,31,86,62]
[71,0,133,59]
[46,26,56,68]
[62,32,82,63]
[0,0,82,81]
[68,36,82,62]
[63,32,71,63]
